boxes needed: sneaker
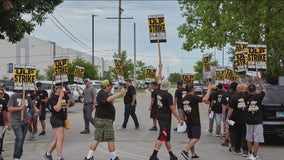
[222,133,226,137]
[149,155,159,160]
[247,154,256,160]
[84,157,93,160]
[39,131,46,136]
[216,134,222,140]
[191,154,200,159]
[135,126,140,130]
[173,128,177,131]
[231,148,241,154]
[221,139,229,147]
[32,134,37,141]
[181,150,189,160]
[170,155,178,160]
[243,150,249,157]
[58,158,65,160]
[112,157,120,160]
[27,133,33,141]
[43,152,53,160]
[149,126,157,131]
[80,130,90,134]
[118,127,126,131]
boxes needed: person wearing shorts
[35,82,49,136]
[83,79,125,160]
[173,80,187,132]
[149,80,183,160]
[149,81,158,131]
[43,84,69,160]
[246,76,266,160]
[181,84,211,160]
[27,92,39,141]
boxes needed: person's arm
[76,87,84,98]
[202,85,212,104]
[255,75,266,93]
[173,97,178,108]
[131,94,136,106]
[52,91,64,112]
[169,105,183,125]
[107,88,126,103]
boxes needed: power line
[50,14,91,50]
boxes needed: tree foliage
[168,72,181,84]
[178,0,284,84]
[0,0,62,43]
[45,58,99,83]
[110,51,146,81]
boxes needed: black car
[262,86,284,138]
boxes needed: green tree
[178,0,284,84]
[193,54,218,81]
[110,51,146,81]
[45,58,99,83]
[36,69,45,80]
[0,0,63,43]
[168,72,181,84]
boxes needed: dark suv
[262,85,284,138]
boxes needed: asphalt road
[3,89,284,160]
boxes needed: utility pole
[133,22,136,86]
[106,0,133,57]
[92,14,97,66]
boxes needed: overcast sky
[32,0,231,77]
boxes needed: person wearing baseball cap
[76,78,97,134]
[245,76,266,160]
[83,79,125,160]
[149,79,183,160]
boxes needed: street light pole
[134,22,136,86]
[92,14,97,66]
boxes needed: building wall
[0,35,112,80]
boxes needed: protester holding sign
[44,84,69,160]
[0,88,8,160]
[8,91,38,160]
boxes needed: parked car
[262,85,284,138]
[69,84,85,103]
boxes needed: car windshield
[262,86,284,104]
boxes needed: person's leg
[208,111,214,134]
[252,124,264,156]
[153,119,157,128]
[108,141,118,160]
[83,104,90,131]
[241,123,248,152]
[185,138,199,153]
[11,125,24,159]
[39,105,46,135]
[129,106,139,128]
[85,104,95,128]
[122,105,130,128]
[33,116,38,134]
[54,127,64,158]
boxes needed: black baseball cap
[185,84,194,92]
[248,84,256,92]
[36,82,42,87]
[177,80,183,86]
[229,82,238,92]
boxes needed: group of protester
[0,73,266,160]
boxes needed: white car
[69,84,85,103]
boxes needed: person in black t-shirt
[245,76,266,160]
[173,80,187,132]
[44,84,69,160]
[210,83,224,139]
[149,79,183,160]
[120,79,140,130]
[221,82,236,147]
[35,82,49,136]
[0,89,8,160]
[227,83,248,156]
[148,81,159,131]
[180,84,211,160]
[83,79,125,160]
